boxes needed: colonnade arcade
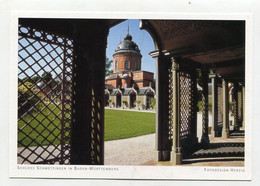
[17,18,245,165]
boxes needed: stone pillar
[128,95,131,109]
[114,95,118,108]
[233,82,239,131]
[222,79,229,138]
[150,50,171,161]
[201,67,210,148]
[242,85,245,129]
[170,57,182,165]
[209,72,219,137]
[144,95,147,109]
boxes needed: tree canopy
[105,57,113,76]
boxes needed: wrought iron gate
[18,23,73,164]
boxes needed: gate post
[170,57,182,165]
[150,50,171,161]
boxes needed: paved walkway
[105,134,155,165]
[18,134,245,166]
[18,132,245,166]
[105,133,245,166]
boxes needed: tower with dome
[105,29,155,109]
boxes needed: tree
[105,57,113,76]
[150,98,156,109]
[31,75,40,83]
[135,100,141,109]
[41,72,55,89]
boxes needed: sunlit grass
[18,107,155,147]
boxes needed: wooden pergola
[17,18,245,165]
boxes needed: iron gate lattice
[18,24,73,164]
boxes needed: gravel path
[104,133,155,165]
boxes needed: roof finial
[127,20,129,34]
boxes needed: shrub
[122,100,128,107]
[150,98,156,109]
[18,82,43,117]
[197,101,212,112]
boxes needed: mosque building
[104,29,155,109]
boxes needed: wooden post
[233,82,239,131]
[150,50,171,161]
[70,21,108,165]
[242,85,245,129]
[222,79,230,138]
[209,72,219,137]
[170,57,182,165]
[201,67,210,148]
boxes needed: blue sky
[18,19,156,79]
[106,19,156,74]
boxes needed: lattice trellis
[168,67,174,140]
[18,24,73,164]
[90,88,103,164]
[168,64,197,139]
[179,71,193,137]
[238,89,243,125]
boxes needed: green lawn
[18,107,155,147]
[104,109,155,141]
[18,104,62,147]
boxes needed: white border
[9,11,252,180]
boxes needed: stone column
[171,57,182,165]
[144,95,147,109]
[114,95,117,108]
[209,72,219,137]
[201,67,210,148]
[233,82,239,131]
[242,85,245,129]
[128,95,131,109]
[150,50,171,161]
[222,79,230,138]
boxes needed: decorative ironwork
[18,24,73,164]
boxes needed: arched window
[115,60,118,70]
[124,59,129,69]
[135,61,139,69]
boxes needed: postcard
[8,11,252,181]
